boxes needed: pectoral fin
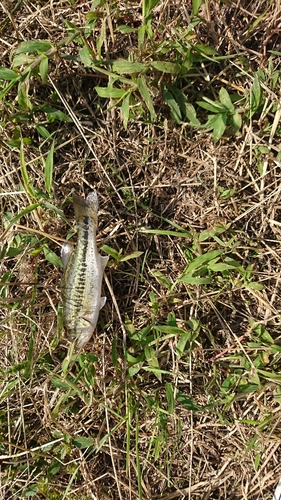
[61,242,74,269]
[100,255,109,271]
[100,296,107,309]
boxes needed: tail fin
[72,191,98,224]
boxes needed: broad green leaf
[179,276,212,284]
[3,205,40,238]
[112,60,145,74]
[7,139,21,148]
[188,317,200,331]
[121,92,130,129]
[219,187,234,200]
[150,269,172,290]
[16,41,52,54]
[20,144,36,198]
[41,106,72,122]
[100,244,120,260]
[127,363,143,377]
[212,113,227,141]
[124,315,136,336]
[50,377,71,390]
[48,110,71,121]
[251,75,262,114]
[44,140,55,194]
[51,374,89,404]
[64,19,81,32]
[204,114,222,130]
[42,202,65,218]
[13,54,34,67]
[197,99,225,113]
[192,0,203,15]
[137,76,156,120]
[0,67,18,81]
[254,454,261,471]
[48,458,61,477]
[137,25,146,51]
[149,291,159,315]
[18,80,32,111]
[246,282,264,290]
[177,390,199,411]
[36,124,52,139]
[73,437,94,449]
[167,312,177,326]
[142,366,171,376]
[165,382,175,413]
[39,55,48,82]
[185,249,224,274]
[96,18,106,57]
[163,90,182,123]
[147,0,161,13]
[162,217,192,233]
[165,83,200,126]
[85,11,103,20]
[6,247,24,257]
[165,83,186,116]
[154,325,188,335]
[251,323,274,343]
[245,10,267,36]
[141,228,191,237]
[0,78,19,100]
[43,245,63,268]
[25,485,38,496]
[49,110,69,122]
[151,61,180,73]
[125,351,144,364]
[257,369,281,381]
[219,87,234,110]
[271,345,281,353]
[144,346,161,381]
[176,332,191,357]
[117,25,138,34]
[208,262,237,272]
[79,45,94,67]
[111,335,118,367]
[95,86,127,99]
[120,251,143,262]
[89,0,107,11]
[184,102,201,126]
[194,44,218,56]
[268,50,281,56]
[238,418,262,425]
[232,111,242,130]
[256,145,270,154]
[199,224,230,242]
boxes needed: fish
[61,191,108,349]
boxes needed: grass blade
[44,140,55,194]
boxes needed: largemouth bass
[61,191,108,349]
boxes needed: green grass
[1,0,281,499]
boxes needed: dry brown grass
[1,0,281,499]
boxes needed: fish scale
[61,192,109,349]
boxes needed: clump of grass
[1,0,281,499]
